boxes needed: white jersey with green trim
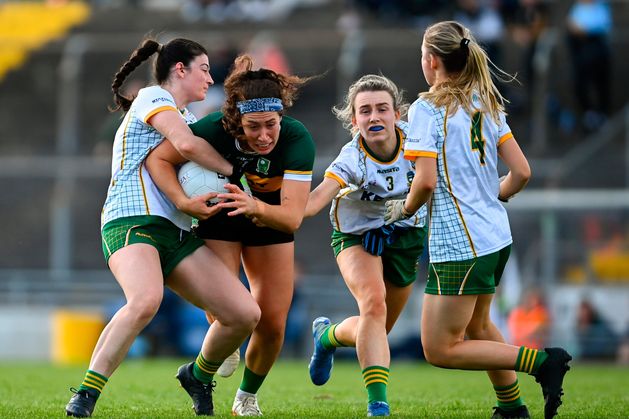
[325,121,427,235]
[101,85,196,231]
[404,96,513,262]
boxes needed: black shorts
[195,209,294,246]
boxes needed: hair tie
[460,38,470,48]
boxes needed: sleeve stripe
[498,132,514,145]
[404,150,437,160]
[284,170,312,175]
[143,105,178,123]
[283,173,312,182]
[324,171,346,188]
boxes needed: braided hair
[110,38,208,112]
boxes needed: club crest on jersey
[256,158,271,174]
[406,171,415,186]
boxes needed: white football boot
[232,391,262,416]
[217,349,240,378]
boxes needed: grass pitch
[0,359,627,418]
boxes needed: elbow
[420,178,436,194]
[174,138,195,159]
[522,164,532,184]
[303,202,320,219]
[514,163,532,186]
[285,217,303,234]
[278,214,304,234]
[144,158,156,176]
[144,157,163,180]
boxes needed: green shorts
[425,245,511,295]
[331,227,427,287]
[101,215,204,278]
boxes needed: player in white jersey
[304,75,428,417]
[65,38,260,418]
[384,21,571,419]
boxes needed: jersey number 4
[470,112,486,165]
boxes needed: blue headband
[236,97,283,114]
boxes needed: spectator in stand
[453,0,505,65]
[566,0,612,132]
[507,289,549,349]
[502,0,550,111]
[576,299,619,359]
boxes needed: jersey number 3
[470,112,486,165]
[386,176,394,191]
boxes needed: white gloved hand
[384,199,411,225]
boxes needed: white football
[178,161,228,205]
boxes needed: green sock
[515,346,549,374]
[363,366,389,404]
[320,324,347,350]
[494,380,525,411]
[193,352,221,384]
[239,366,267,394]
[78,369,108,397]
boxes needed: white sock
[236,389,256,399]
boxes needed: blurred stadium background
[0,0,627,367]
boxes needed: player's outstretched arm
[304,177,341,218]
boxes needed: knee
[127,293,162,326]
[421,333,452,368]
[241,305,261,332]
[229,304,261,333]
[256,315,286,343]
[358,292,387,321]
[422,344,449,368]
[212,299,260,332]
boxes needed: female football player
[146,54,315,416]
[65,38,260,418]
[384,20,571,419]
[303,74,427,417]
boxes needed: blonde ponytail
[420,20,516,123]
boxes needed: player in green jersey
[146,54,315,416]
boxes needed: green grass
[0,359,627,418]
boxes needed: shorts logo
[135,232,156,242]
[256,158,271,174]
